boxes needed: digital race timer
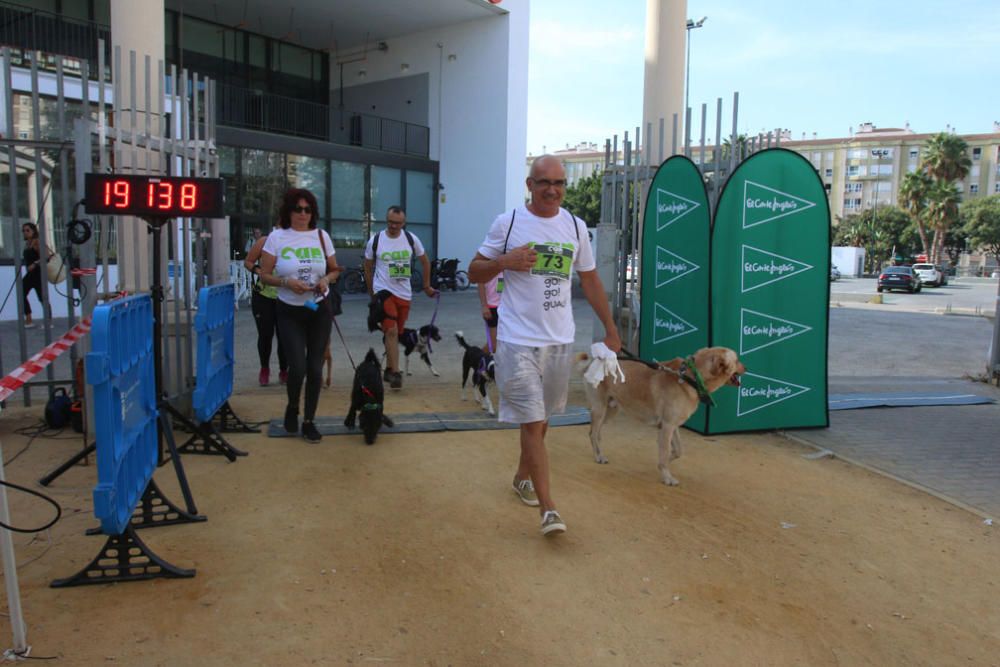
[84,173,225,218]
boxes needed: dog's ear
[712,352,729,378]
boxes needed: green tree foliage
[563,171,602,226]
[919,132,971,263]
[834,205,915,272]
[898,170,933,256]
[961,194,1000,264]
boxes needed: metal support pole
[0,426,29,656]
[991,277,1000,384]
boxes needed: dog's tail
[573,351,591,377]
[364,347,379,365]
[455,331,472,350]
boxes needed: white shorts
[495,342,574,424]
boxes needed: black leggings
[276,300,332,421]
[22,268,43,315]
[251,291,287,371]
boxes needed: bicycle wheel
[344,270,365,294]
[455,271,470,290]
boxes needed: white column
[642,0,687,155]
[110,0,165,293]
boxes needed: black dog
[344,348,394,444]
[399,324,442,376]
[455,331,495,416]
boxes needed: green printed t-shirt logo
[380,249,412,279]
[529,242,574,279]
[280,246,323,260]
[742,180,816,229]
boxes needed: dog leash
[483,320,495,355]
[617,348,715,407]
[425,291,442,353]
[331,315,357,371]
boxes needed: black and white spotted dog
[455,331,495,416]
[344,348,394,445]
[399,324,443,376]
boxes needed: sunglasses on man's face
[292,205,312,214]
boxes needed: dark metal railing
[217,82,429,157]
[0,1,109,76]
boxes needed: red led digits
[180,183,197,211]
[104,180,130,208]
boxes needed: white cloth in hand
[584,342,626,387]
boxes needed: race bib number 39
[530,242,573,279]
[388,261,411,279]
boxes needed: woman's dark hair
[277,188,320,229]
[22,222,38,238]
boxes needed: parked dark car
[877,266,922,293]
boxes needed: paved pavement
[3,284,998,520]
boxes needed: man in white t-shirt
[364,206,436,389]
[469,155,621,537]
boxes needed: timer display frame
[84,173,225,218]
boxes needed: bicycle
[342,266,367,294]
[430,258,470,291]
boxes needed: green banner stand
[707,148,830,433]
[638,155,711,430]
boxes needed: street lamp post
[685,16,707,119]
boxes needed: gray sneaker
[540,510,566,536]
[512,477,539,506]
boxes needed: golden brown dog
[576,347,745,486]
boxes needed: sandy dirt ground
[1,382,998,666]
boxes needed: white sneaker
[540,510,566,536]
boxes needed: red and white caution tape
[0,318,92,403]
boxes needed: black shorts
[483,306,499,328]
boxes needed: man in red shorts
[364,206,436,388]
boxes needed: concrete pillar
[110,0,165,293]
[642,0,687,157]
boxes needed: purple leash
[426,291,441,353]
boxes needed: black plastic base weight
[85,477,205,535]
[166,403,246,460]
[51,524,195,588]
[214,400,260,433]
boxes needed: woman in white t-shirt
[259,188,341,443]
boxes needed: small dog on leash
[344,348,395,445]
[576,347,745,486]
[398,324,443,376]
[455,331,496,416]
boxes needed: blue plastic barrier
[86,294,158,535]
[192,283,235,423]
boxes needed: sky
[526,0,1000,156]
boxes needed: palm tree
[721,134,749,162]
[922,132,972,183]
[925,181,961,263]
[899,170,932,258]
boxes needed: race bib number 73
[529,242,574,279]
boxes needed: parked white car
[912,263,944,287]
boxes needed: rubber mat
[828,392,995,411]
[266,406,592,437]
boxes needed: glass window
[182,16,226,59]
[405,222,434,260]
[371,166,401,222]
[847,165,859,176]
[240,148,285,218]
[970,184,979,194]
[272,43,313,78]
[824,168,833,177]
[330,161,365,220]
[218,146,239,217]
[287,154,328,217]
[61,0,90,20]
[909,149,919,159]
[972,147,982,161]
[405,171,434,223]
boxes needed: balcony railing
[0,1,110,76]
[217,82,429,158]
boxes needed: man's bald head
[529,155,565,180]
[526,154,567,217]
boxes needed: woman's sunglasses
[292,205,312,214]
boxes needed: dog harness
[361,386,381,412]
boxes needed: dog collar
[362,402,381,411]
[679,357,716,407]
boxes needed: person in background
[363,206,436,389]
[245,227,288,386]
[20,223,44,329]
[468,155,621,537]
[258,189,340,443]
[244,226,262,257]
[478,272,502,353]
